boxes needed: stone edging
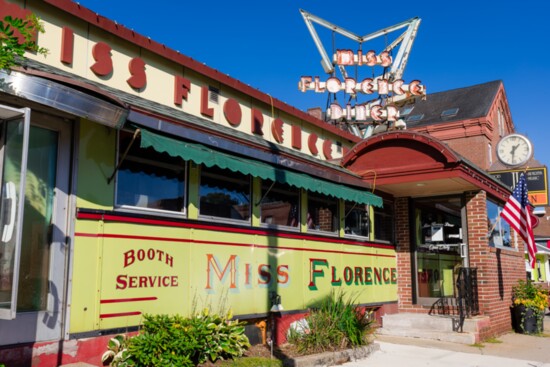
[282,343,380,367]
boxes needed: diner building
[0,1,531,365]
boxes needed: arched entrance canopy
[341,130,510,200]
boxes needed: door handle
[2,181,17,243]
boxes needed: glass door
[0,108,71,344]
[0,106,30,319]
[413,196,466,305]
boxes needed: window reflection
[344,201,369,237]
[486,199,511,247]
[199,165,250,222]
[307,193,338,232]
[116,130,185,212]
[260,181,299,227]
[374,200,394,242]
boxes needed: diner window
[199,165,251,222]
[374,200,394,242]
[116,130,186,213]
[487,199,512,248]
[307,193,338,233]
[260,181,299,228]
[344,201,369,238]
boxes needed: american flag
[501,173,537,269]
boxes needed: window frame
[343,201,370,239]
[114,129,187,218]
[306,192,339,235]
[486,198,516,250]
[198,164,252,225]
[258,180,300,230]
[373,199,394,243]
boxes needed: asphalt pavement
[340,313,550,367]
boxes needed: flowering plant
[511,279,548,334]
[512,279,549,312]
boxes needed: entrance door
[413,196,466,305]
[0,107,71,344]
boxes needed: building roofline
[42,0,360,143]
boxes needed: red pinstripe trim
[76,212,394,250]
[74,232,394,258]
[101,297,157,304]
[100,311,141,318]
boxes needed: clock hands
[510,144,519,163]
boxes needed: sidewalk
[341,313,550,367]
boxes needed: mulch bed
[198,343,303,366]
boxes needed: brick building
[349,80,544,338]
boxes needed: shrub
[101,335,133,367]
[288,291,375,354]
[102,309,250,366]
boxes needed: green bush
[102,309,250,366]
[288,291,375,354]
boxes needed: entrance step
[377,313,490,344]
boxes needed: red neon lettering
[365,51,377,66]
[409,80,423,95]
[380,51,392,67]
[299,76,312,92]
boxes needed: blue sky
[77,0,550,170]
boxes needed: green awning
[140,128,382,207]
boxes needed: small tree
[0,13,48,70]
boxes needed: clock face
[496,134,533,167]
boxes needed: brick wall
[465,190,525,337]
[445,135,491,170]
[394,197,416,311]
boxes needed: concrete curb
[282,343,381,367]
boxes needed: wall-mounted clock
[496,133,533,167]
